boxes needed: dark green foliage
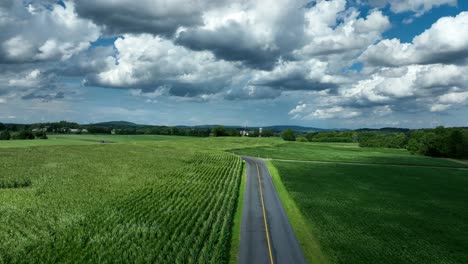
[227,128,240,137]
[86,126,113,134]
[12,130,35,140]
[247,129,259,137]
[273,161,468,264]
[407,127,468,158]
[357,132,407,148]
[296,136,308,142]
[281,129,296,141]
[213,126,227,137]
[261,129,274,137]
[306,131,355,142]
[0,178,31,189]
[0,130,11,140]
[0,122,5,130]
[34,131,48,139]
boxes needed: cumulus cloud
[86,34,241,98]
[361,12,468,66]
[75,0,228,36]
[298,1,390,57]
[225,86,282,100]
[175,0,306,69]
[0,68,62,100]
[250,59,347,92]
[288,102,362,119]
[289,63,468,120]
[0,1,99,63]
[0,0,467,125]
[370,0,457,16]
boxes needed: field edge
[229,160,246,264]
[266,160,330,264]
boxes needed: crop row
[0,151,242,263]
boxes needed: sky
[1,0,468,128]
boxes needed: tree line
[281,127,468,159]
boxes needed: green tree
[296,136,308,142]
[13,130,35,140]
[261,129,274,137]
[227,128,239,137]
[0,131,11,140]
[212,126,227,137]
[448,129,464,158]
[0,122,5,131]
[281,129,296,141]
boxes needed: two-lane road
[239,157,307,264]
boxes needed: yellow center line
[256,163,274,264]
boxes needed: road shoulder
[265,160,330,264]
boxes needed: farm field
[231,141,467,168]
[270,161,468,264]
[1,136,467,263]
[0,141,242,263]
[0,134,190,148]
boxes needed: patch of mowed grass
[272,161,468,264]
[232,142,467,167]
[0,138,97,148]
[0,143,242,263]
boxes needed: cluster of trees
[407,127,468,158]
[281,129,296,141]
[0,124,48,140]
[306,131,355,142]
[356,127,468,158]
[288,126,467,159]
[357,132,407,148]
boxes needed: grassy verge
[229,161,246,264]
[265,160,330,264]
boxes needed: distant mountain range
[8,120,461,132]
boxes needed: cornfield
[0,144,242,263]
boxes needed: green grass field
[270,161,468,264]
[232,141,467,167]
[0,134,190,148]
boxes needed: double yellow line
[256,163,274,264]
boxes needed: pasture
[232,141,466,167]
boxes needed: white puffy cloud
[289,63,468,120]
[87,34,241,98]
[361,11,468,66]
[377,0,457,16]
[298,1,390,57]
[0,68,67,102]
[288,102,362,119]
[0,1,99,63]
[250,59,348,92]
[175,0,307,69]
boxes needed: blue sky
[1,0,468,128]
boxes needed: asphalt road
[239,156,307,264]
